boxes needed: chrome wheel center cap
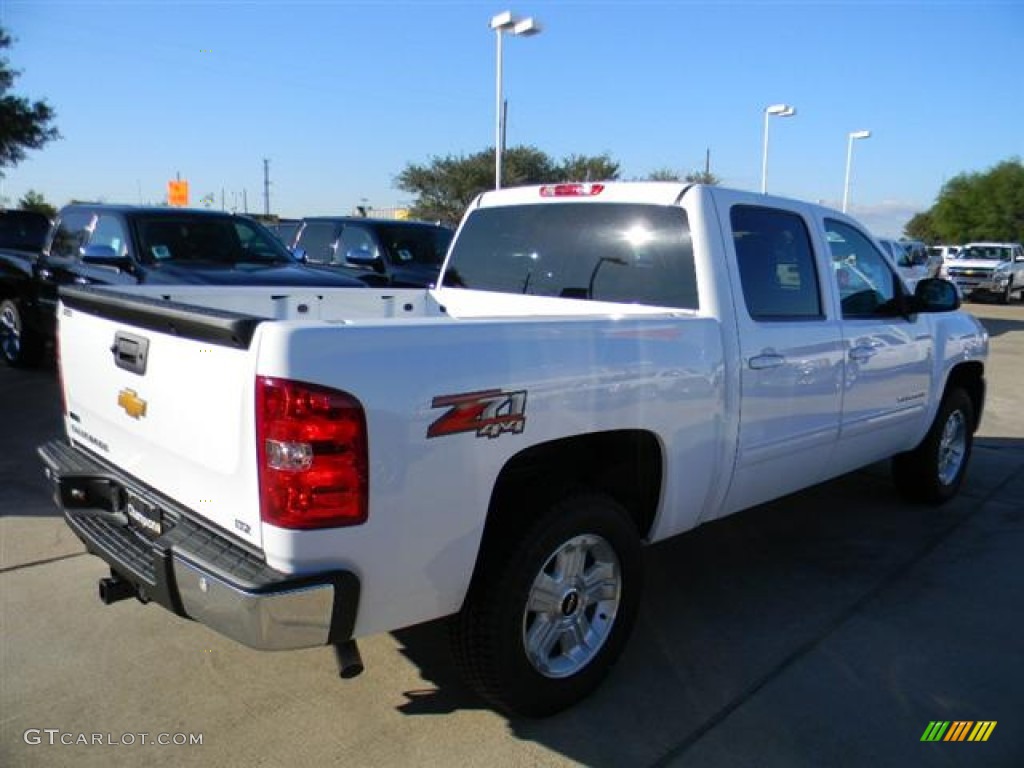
[561,588,581,617]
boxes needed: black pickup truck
[0,204,364,367]
[290,217,453,287]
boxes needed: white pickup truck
[945,241,1024,303]
[39,183,987,716]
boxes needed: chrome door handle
[849,346,877,363]
[749,354,785,370]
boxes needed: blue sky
[2,0,1022,236]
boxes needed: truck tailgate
[58,289,265,549]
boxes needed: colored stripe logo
[921,721,997,742]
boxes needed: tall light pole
[491,10,541,190]
[842,130,871,213]
[760,103,796,194]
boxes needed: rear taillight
[539,183,605,198]
[255,376,368,529]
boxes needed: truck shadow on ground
[971,311,1024,338]
[390,438,1023,766]
[0,365,63,518]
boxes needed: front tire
[452,492,643,717]
[892,387,974,504]
[0,298,43,368]
[999,278,1012,304]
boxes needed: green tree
[643,168,720,184]
[1,27,60,176]
[904,210,939,242]
[557,153,619,183]
[395,146,620,225]
[646,168,681,181]
[18,188,56,218]
[684,169,721,185]
[908,158,1024,243]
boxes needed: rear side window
[731,205,822,320]
[445,203,698,310]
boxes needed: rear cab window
[444,203,699,310]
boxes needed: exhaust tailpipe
[98,575,137,605]
[333,640,364,679]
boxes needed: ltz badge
[427,389,527,439]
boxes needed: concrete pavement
[2,303,1021,767]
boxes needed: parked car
[929,244,960,263]
[878,237,928,290]
[291,216,454,287]
[0,204,365,367]
[945,242,1024,303]
[899,239,943,278]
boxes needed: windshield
[444,203,698,310]
[135,215,294,266]
[961,245,1011,261]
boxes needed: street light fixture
[760,103,796,194]
[842,130,871,213]
[491,10,541,190]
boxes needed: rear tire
[892,387,974,504]
[451,492,643,717]
[0,298,43,368]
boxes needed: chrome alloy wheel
[522,533,621,679]
[938,408,967,487]
[0,302,22,362]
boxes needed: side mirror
[344,247,379,267]
[913,277,960,312]
[80,244,131,271]
[290,246,308,263]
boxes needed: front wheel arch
[892,386,975,504]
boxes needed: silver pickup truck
[945,242,1024,303]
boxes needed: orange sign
[168,180,189,207]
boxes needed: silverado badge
[117,388,148,419]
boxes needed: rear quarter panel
[254,313,726,637]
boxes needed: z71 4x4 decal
[427,389,527,439]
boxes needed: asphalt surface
[1,303,1022,767]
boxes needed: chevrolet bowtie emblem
[117,388,148,419]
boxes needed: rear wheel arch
[468,430,662,588]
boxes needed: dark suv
[290,217,453,287]
[0,204,364,367]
